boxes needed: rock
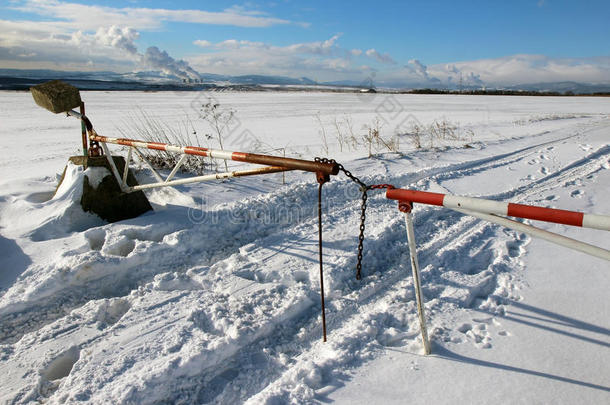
[59,156,153,222]
[30,80,82,114]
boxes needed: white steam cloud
[141,46,201,80]
[88,25,201,80]
[408,59,430,80]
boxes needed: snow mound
[25,163,105,242]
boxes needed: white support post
[122,146,133,187]
[131,147,164,183]
[404,211,431,355]
[100,142,129,193]
[165,154,188,183]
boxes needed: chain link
[315,157,370,280]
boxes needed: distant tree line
[400,88,610,97]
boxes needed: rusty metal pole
[90,134,339,175]
[317,171,330,342]
[282,148,286,185]
[79,102,88,156]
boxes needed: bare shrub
[407,122,423,148]
[343,114,359,151]
[314,113,329,155]
[361,117,400,156]
[199,99,236,172]
[116,109,210,175]
[332,117,346,152]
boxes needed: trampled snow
[0,91,608,404]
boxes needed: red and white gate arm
[90,134,339,175]
[386,188,610,261]
[386,188,610,231]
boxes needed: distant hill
[1,69,608,94]
[0,69,320,91]
[503,81,610,94]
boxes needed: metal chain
[315,157,369,280]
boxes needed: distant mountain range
[1,69,608,94]
[0,69,322,91]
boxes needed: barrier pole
[386,188,610,232]
[90,134,339,176]
[454,208,610,261]
[122,146,133,186]
[128,166,291,191]
[400,202,431,355]
[79,102,87,156]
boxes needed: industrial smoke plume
[97,25,201,81]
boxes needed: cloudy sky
[1,0,609,86]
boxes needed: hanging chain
[315,157,371,280]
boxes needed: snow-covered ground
[0,91,608,404]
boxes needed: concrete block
[30,80,82,113]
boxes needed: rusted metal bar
[90,134,339,175]
[317,173,330,342]
[79,102,87,156]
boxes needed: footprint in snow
[570,189,583,198]
[539,166,549,175]
[102,236,136,257]
[457,322,492,349]
[85,228,106,251]
[40,346,81,398]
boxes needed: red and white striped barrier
[91,135,338,175]
[386,188,610,262]
[386,188,610,231]
[384,187,610,354]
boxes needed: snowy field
[0,91,609,404]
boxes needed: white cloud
[286,34,341,55]
[0,19,140,70]
[365,48,396,64]
[186,35,365,80]
[94,26,139,54]
[0,17,200,78]
[427,54,610,86]
[351,49,363,57]
[193,40,212,48]
[11,0,302,30]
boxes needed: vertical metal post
[79,102,87,156]
[282,148,286,185]
[317,172,330,342]
[400,202,431,355]
[122,146,133,187]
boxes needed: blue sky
[1,0,609,86]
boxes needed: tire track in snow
[197,128,610,403]
[0,182,335,344]
[3,121,608,402]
